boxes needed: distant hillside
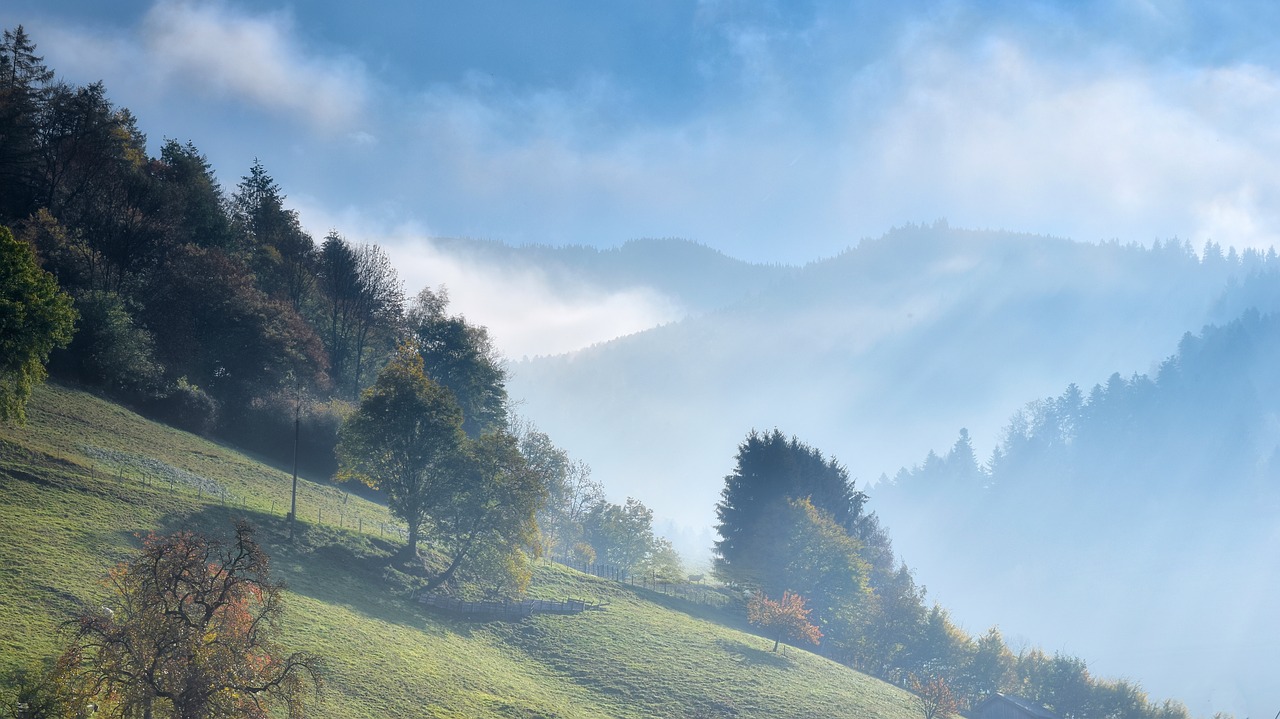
[0,384,920,719]
[430,236,796,314]
[873,308,1280,719]
[506,224,1262,541]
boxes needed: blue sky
[8,0,1280,269]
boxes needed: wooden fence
[418,595,605,621]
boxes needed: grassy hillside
[0,384,921,719]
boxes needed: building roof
[974,693,1059,719]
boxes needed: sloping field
[0,384,920,719]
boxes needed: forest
[0,23,1237,719]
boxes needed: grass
[0,383,922,719]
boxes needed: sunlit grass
[0,384,921,718]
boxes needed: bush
[146,377,219,434]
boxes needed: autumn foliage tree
[61,521,323,719]
[908,674,961,719]
[747,591,822,653]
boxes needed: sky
[8,1,1280,276]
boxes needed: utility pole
[289,393,300,540]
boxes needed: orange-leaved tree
[908,674,961,719]
[62,521,323,719]
[747,590,822,653]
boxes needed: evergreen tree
[714,429,866,587]
[0,25,53,222]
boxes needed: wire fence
[69,446,735,611]
[419,595,606,621]
[550,555,734,609]
[77,445,409,541]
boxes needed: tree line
[712,429,1201,719]
[0,24,680,592]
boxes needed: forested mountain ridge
[507,222,1269,538]
[874,306,1280,716]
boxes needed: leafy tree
[141,244,327,419]
[61,521,323,719]
[48,289,160,392]
[777,498,873,655]
[513,417,602,555]
[958,626,1016,702]
[336,343,464,557]
[635,536,685,584]
[0,225,75,422]
[406,286,507,436]
[859,562,929,678]
[429,430,549,594]
[907,674,960,719]
[747,591,822,653]
[582,497,655,570]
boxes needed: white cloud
[140,0,369,131]
[832,33,1280,249]
[386,236,683,360]
[290,199,684,360]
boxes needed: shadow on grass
[623,584,743,627]
[154,505,471,639]
[715,638,792,668]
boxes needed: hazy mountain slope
[872,308,1280,719]
[507,225,1250,547]
[0,384,920,719]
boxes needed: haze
[8,1,1280,717]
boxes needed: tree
[777,498,873,656]
[230,160,315,311]
[61,521,322,719]
[142,244,326,416]
[0,25,54,223]
[747,591,822,653]
[907,674,960,719]
[336,342,464,557]
[0,225,75,422]
[428,430,549,594]
[582,497,655,571]
[405,287,507,436]
[715,429,867,588]
[511,417,602,555]
[635,536,685,584]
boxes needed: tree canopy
[61,521,323,719]
[336,343,464,557]
[0,224,75,422]
[714,429,867,588]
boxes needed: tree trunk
[401,521,420,560]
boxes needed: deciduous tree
[62,521,323,719]
[336,342,463,557]
[0,225,75,422]
[747,590,822,653]
[406,286,507,436]
[429,430,549,594]
[908,674,960,719]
